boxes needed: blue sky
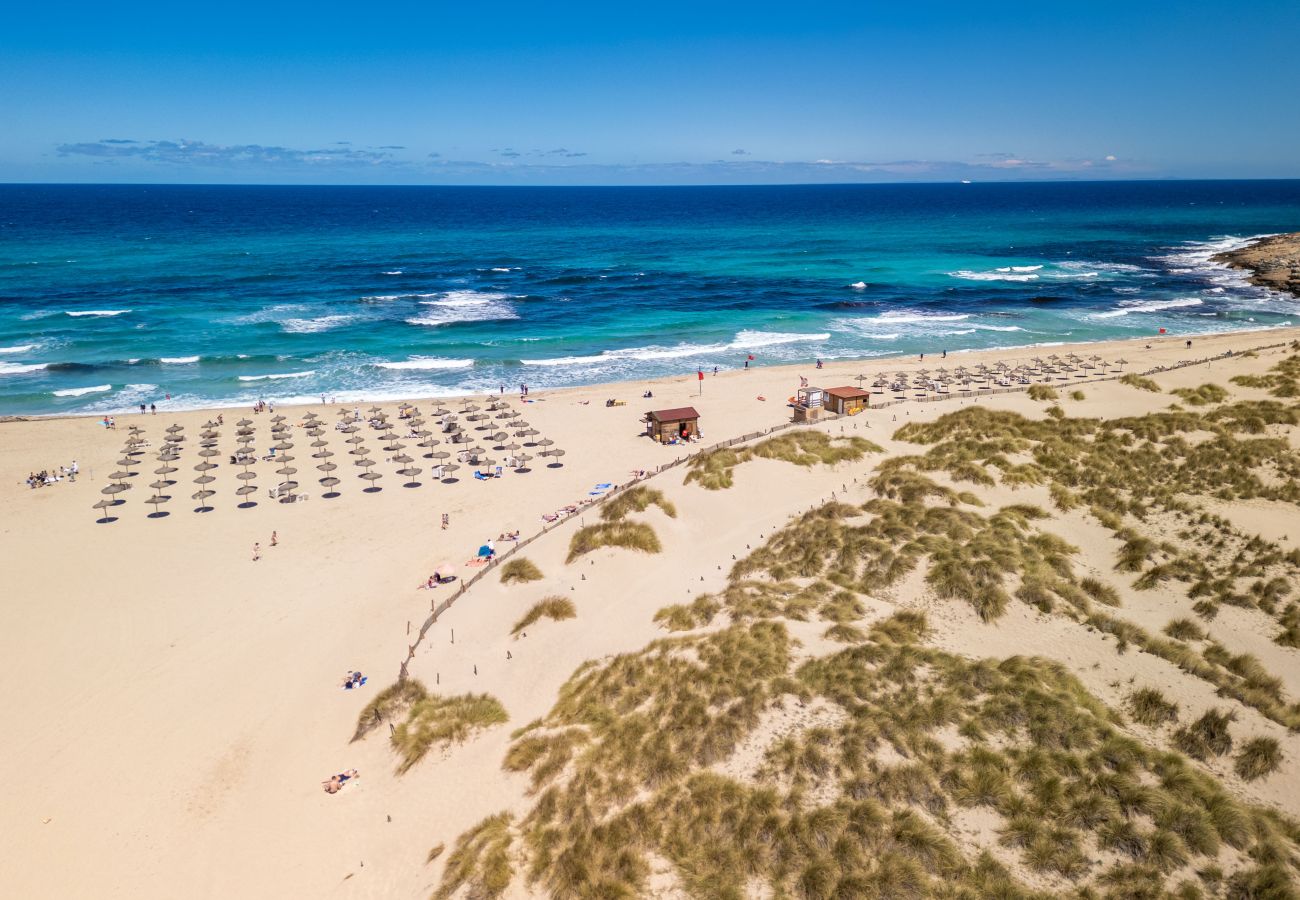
[2,0,1297,184]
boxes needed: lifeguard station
[791,386,824,423]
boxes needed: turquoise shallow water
[1,181,1298,415]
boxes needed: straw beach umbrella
[93,498,118,524]
[146,493,170,518]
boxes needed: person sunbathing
[322,768,359,793]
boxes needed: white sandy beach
[3,327,1300,898]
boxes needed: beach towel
[342,677,368,690]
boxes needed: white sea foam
[375,358,475,371]
[382,270,404,275]
[490,267,516,273]
[874,312,971,324]
[971,324,1025,332]
[360,293,438,302]
[160,356,200,364]
[228,303,310,325]
[0,344,35,354]
[53,384,112,397]
[850,281,867,289]
[281,314,356,334]
[66,309,130,317]
[730,330,830,349]
[0,361,49,375]
[406,290,518,327]
[522,345,720,367]
[996,265,1043,273]
[237,370,318,382]
[950,270,1039,282]
[521,332,828,368]
[1090,298,1204,319]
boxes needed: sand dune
[3,328,1299,898]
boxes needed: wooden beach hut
[645,406,700,443]
[824,386,870,416]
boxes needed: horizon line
[5,176,1300,189]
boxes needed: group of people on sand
[27,461,77,488]
[251,400,274,414]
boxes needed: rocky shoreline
[1214,231,1300,297]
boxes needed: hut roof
[648,406,700,423]
[825,386,871,400]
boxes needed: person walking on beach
[139,403,146,415]
[270,530,278,548]
[441,512,449,530]
[252,542,261,562]
[150,402,156,414]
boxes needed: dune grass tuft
[499,557,543,585]
[567,521,662,563]
[1173,708,1236,760]
[601,485,677,521]
[435,812,513,899]
[1120,373,1162,392]
[353,679,427,742]
[390,693,508,773]
[512,596,576,635]
[1164,618,1207,641]
[1173,383,1229,406]
[1069,389,1086,401]
[653,594,719,631]
[1027,385,1058,401]
[685,429,881,490]
[1234,736,1283,781]
[1127,687,1180,726]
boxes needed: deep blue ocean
[1,181,1298,415]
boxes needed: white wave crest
[375,358,475,371]
[850,281,867,289]
[1091,298,1204,320]
[0,344,35,354]
[66,309,130,317]
[406,290,518,327]
[996,265,1043,273]
[281,315,355,334]
[950,270,1039,282]
[0,361,49,375]
[160,356,200,364]
[237,370,318,382]
[360,293,439,302]
[521,331,828,368]
[54,384,112,397]
[874,312,971,324]
[382,270,404,275]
